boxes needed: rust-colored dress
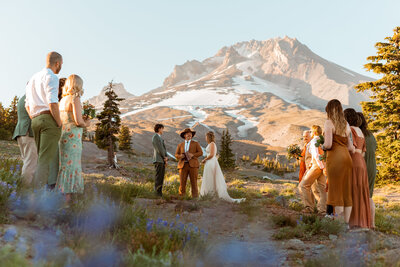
[326,134,353,207]
[349,128,372,228]
[299,146,307,182]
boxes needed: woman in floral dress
[57,74,90,201]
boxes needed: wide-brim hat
[180,128,196,139]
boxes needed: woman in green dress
[57,75,90,202]
[358,112,377,228]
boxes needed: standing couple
[152,124,244,203]
[22,51,89,201]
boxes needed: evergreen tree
[355,27,400,181]
[218,129,236,169]
[7,96,19,133]
[95,81,124,167]
[0,102,10,140]
[119,124,132,151]
[0,96,19,140]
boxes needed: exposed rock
[329,234,338,241]
[285,239,306,250]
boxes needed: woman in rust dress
[344,108,372,229]
[322,100,354,225]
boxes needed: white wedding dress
[200,142,245,203]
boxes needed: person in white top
[25,51,63,189]
[299,125,327,213]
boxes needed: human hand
[85,120,91,128]
[323,168,327,177]
[188,153,194,158]
[201,159,207,164]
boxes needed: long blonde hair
[325,99,347,136]
[62,74,84,98]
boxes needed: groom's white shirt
[25,68,59,117]
[184,140,191,152]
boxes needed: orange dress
[299,146,307,182]
[326,134,353,207]
[349,128,372,228]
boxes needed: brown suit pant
[179,163,199,198]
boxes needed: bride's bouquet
[314,135,326,161]
[286,144,302,160]
[82,101,96,120]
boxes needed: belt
[32,110,51,119]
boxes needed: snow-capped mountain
[90,37,373,155]
[88,83,135,109]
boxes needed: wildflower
[175,214,180,220]
[163,221,168,227]
[169,222,175,228]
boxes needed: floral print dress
[57,109,84,193]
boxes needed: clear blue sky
[0,0,399,105]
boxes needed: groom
[175,128,203,198]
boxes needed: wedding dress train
[200,143,245,203]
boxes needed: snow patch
[341,69,356,77]
[225,109,259,138]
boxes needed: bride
[200,131,245,203]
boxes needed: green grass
[259,185,279,197]
[271,214,297,227]
[375,204,400,235]
[272,214,344,240]
[0,245,30,267]
[0,140,20,159]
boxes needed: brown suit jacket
[175,140,203,169]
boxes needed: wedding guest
[152,123,168,197]
[12,95,38,186]
[25,51,63,190]
[299,125,327,213]
[299,130,311,182]
[56,74,90,202]
[322,99,354,225]
[344,108,372,229]
[358,112,377,228]
[58,77,66,101]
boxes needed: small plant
[271,214,297,227]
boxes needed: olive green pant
[31,114,61,188]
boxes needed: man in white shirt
[299,125,327,213]
[25,51,63,189]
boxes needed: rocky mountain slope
[89,37,373,156]
[88,83,135,109]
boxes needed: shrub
[271,214,297,227]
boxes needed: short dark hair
[344,108,362,127]
[154,124,164,133]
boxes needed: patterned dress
[57,109,84,193]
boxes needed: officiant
[175,128,203,198]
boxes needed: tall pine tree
[119,124,132,151]
[218,129,236,169]
[355,27,400,181]
[95,81,124,167]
